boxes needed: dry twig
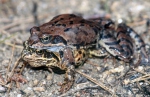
[76,70,117,96]
[4,42,23,49]
[59,85,100,97]
[130,74,150,83]
[0,13,49,33]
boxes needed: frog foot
[59,66,75,93]
[59,79,74,93]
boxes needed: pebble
[33,79,39,86]
[0,85,6,93]
[17,94,22,97]
[46,74,53,80]
[33,87,45,92]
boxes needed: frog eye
[40,35,51,44]
[41,36,49,44]
[36,50,44,55]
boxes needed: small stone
[123,79,130,85]
[106,75,116,85]
[33,87,45,92]
[75,92,81,96]
[46,74,53,80]
[0,85,6,93]
[137,66,144,71]
[24,87,33,94]
[17,94,22,97]
[119,61,124,65]
[42,80,46,85]
[33,79,39,86]
[76,76,87,84]
[96,67,101,71]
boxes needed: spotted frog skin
[21,14,149,93]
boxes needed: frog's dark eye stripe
[51,35,67,45]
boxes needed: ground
[0,0,150,97]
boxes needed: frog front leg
[59,47,75,93]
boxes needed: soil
[0,0,150,97]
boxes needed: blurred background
[0,0,150,96]
[1,0,150,40]
[1,0,150,33]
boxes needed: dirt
[0,0,150,97]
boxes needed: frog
[21,40,108,93]
[21,14,149,93]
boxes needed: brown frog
[21,14,149,93]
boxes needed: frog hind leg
[126,25,149,63]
